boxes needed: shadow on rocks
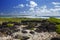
[51,37,60,40]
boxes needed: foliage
[56,25,60,34]
[0,17,60,34]
[7,23,14,27]
[0,18,41,23]
[48,17,60,23]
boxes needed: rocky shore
[0,20,60,40]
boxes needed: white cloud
[29,1,37,8]
[54,5,60,8]
[14,1,38,11]
[52,2,60,5]
[20,5,60,17]
[19,4,24,7]
[50,8,60,11]
[52,2,60,11]
[52,2,60,8]
[29,1,38,11]
[13,1,60,17]
[40,5,47,9]
[13,4,24,8]
[26,1,38,11]
[29,7,34,10]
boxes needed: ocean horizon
[0,15,60,19]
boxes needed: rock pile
[0,20,59,40]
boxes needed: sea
[0,15,60,19]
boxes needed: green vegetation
[48,17,60,23]
[0,18,42,23]
[56,25,60,34]
[48,17,60,34]
[7,23,14,27]
[0,17,60,34]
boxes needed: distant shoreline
[0,16,60,19]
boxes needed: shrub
[48,17,60,24]
[7,23,14,27]
[56,25,60,34]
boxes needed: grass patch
[7,23,14,27]
[56,25,60,34]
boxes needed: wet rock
[34,29,42,33]
[14,35,21,39]
[30,31,35,34]
[21,36,30,40]
[13,29,20,32]
[21,30,27,33]
[51,37,60,40]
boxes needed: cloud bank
[12,1,60,18]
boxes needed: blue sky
[0,0,60,17]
